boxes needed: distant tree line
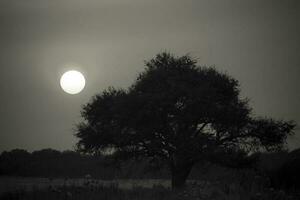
[0,148,168,179]
[0,148,300,189]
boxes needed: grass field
[0,176,299,200]
[0,177,171,194]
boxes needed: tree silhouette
[75,52,295,189]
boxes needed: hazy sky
[0,0,299,152]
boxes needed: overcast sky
[0,0,299,152]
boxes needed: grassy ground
[0,177,299,200]
[0,184,173,200]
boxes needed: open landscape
[1,149,300,199]
[1,0,299,199]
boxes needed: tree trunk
[171,161,193,190]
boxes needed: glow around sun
[60,70,85,94]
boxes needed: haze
[0,0,299,152]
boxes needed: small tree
[75,53,295,189]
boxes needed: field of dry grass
[0,176,299,200]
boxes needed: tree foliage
[75,52,295,188]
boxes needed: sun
[60,70,85,94]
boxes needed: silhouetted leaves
[75,52,295,189]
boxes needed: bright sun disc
[60,70,85,94]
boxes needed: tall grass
[0,177,299,200]
[0,183,173,200]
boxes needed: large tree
[75,53,295,189]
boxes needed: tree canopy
[75,52,295,189]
